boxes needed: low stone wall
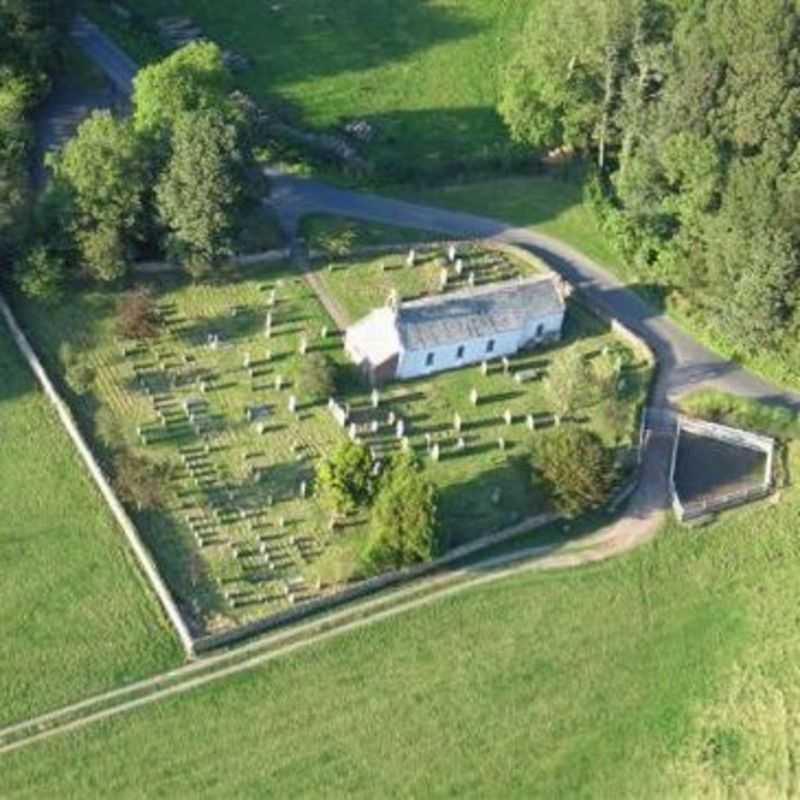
[133,248,290,274]
[0,293,195,657]
[193,511,558,653]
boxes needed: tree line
[0,0,75,277]
[501,0,800,374]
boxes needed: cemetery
[14,252,651,635]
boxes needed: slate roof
[396,276,564,351]
[346,306,402,366]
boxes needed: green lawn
[299,214,453,251]
[6,436,800,797]
[12,255,647,635]
[82,0,537,179]
[0,324,181,728]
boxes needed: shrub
[116,287,159,339]
[65,362,96,395]
[14,245,65,303]
[532,427,614,516]
[113,451,171,511]
[294,352,337,401]
[363,452,438,573]
[317,225,356,260]
[316,440,374,514]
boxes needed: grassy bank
[6,434,800,796]
[0,323,181,727]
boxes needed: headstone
[371,388,380,409]
[456,436,466,451]
[453,412,462,433]
[320,325,328,339]
[468,271,475,287]
[298,336,308,356]
[267,289,276,307]
[288,394,297,414]
[440,268,449,290]
[401,436,410,452]
[504,409,513,426]
[243,352,251,369]
[498,437,506,451]
[395,419,405,439]
[470,387,479,406]
[425,432,432,451]
[299,480,308,499]
[502,356,510,374]
[526,414,535,431]
[455,258,464,277]
[430,443,440,462]
[448,244,457,264]
[406,248,416,268]
[370,419,380,434]
[387,411,396,426]
[275,374,283,391]
[349,422,358,440]
[481,361,488,376]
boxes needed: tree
[294,352,337,400]
[49,111,148,280]
[132,41,233,134]
[14,245,64,303]
[363,451,438,573]
[545,350,590,420]
[116,288,159,340]
[532,427,614,516]
[155,110,243,270]
[316,440,374,514]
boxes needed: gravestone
[455,258,464,277]
[430,443,440,462]
[406,249,416,268]
[448,244,456,264]
[371,388,380,409]
[504,409,513,426]
[453,412,462,433]
[470,387,479,406]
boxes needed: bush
[532,427,614,516]
[362,452,438,573]
[14,245,65,303]
[116,287,159,339]
[65,362,96,395]
[294,352,337,401]
[112,451,171,511]
[316,440,374,514]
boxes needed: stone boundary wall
[193,511,558,653]
[0,293,196,656]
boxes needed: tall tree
[155,110,243,271]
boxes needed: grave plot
[16,257,651,635]
[672,417,774,521]
[318,244,543,322]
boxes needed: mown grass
[7,438,800,798]
[0,323,181,727]
[82,0,537,179]
[299,214,452,250]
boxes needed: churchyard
[317,243,543,321]
[14,248,650,635]
[0,324,181,727]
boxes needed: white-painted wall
[396,311,564,380]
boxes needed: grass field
[81,0,537,179]
[13,253,648,634]
[0,324,181,728]
[299,215,452,251]
[5,432,800,797]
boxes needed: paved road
[265,170,800,411]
